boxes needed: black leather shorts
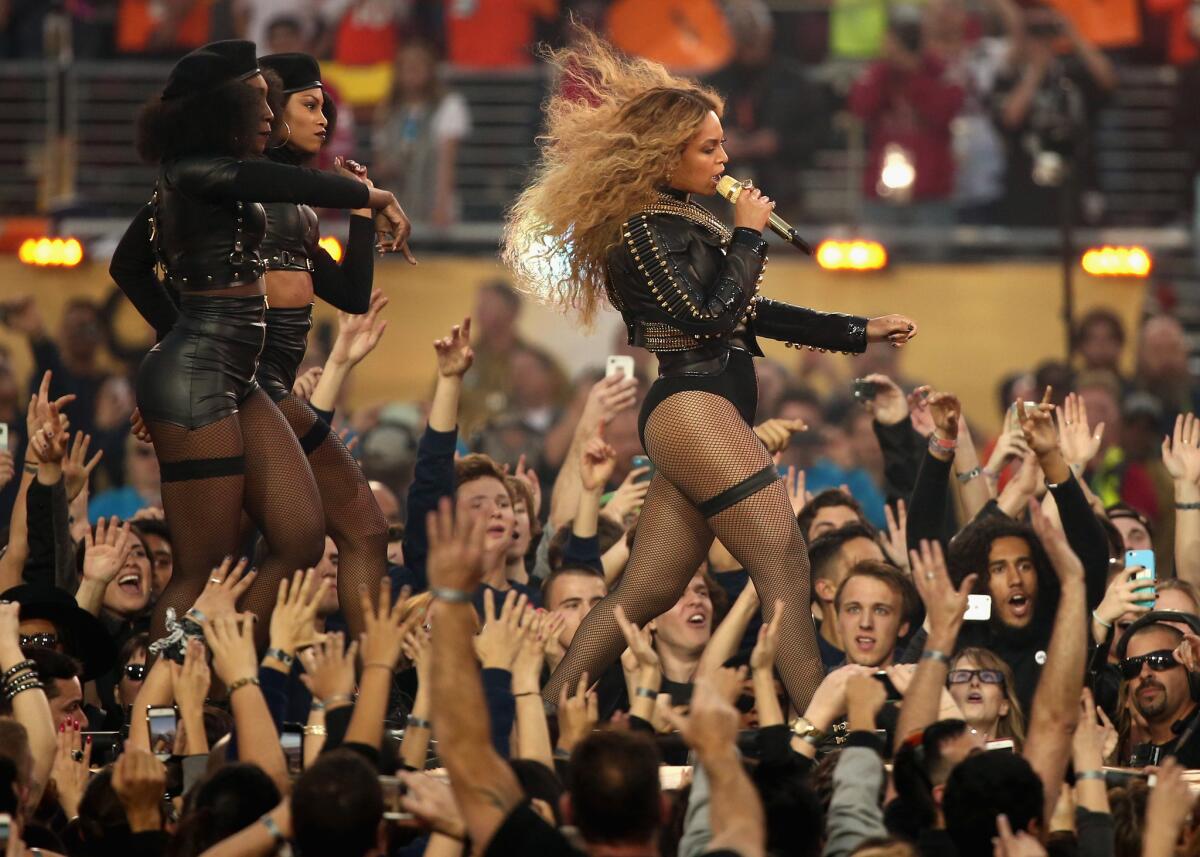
[136,294,266,429]
[256,305,313,402]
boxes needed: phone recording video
[146,706,177,759]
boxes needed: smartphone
[986,739,1016,753]
[146,705,177,759]
[874,671,902,702]
[1126,550,1156,609]
[81,731,122,767]
[0,424,9,453]
[281,724,303,775]
[631,454,655,484]
[379,775,414,822]
[605,355,635,381]
[0,813,10,850]
[964,594,992,622]
[852,378,878,402]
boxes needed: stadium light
[18,237,84,268]
[815,239,888,272]
[319,236,343,263]
[1080,246,1151,278]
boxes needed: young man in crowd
[809,524,888,669]
[542,566,607,669]
[835,561,914,669]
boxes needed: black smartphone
[1129,743,1162,769]
[281,723,304,775]
[81,731,122,767]
[852,378,878,402]
[631,455,655,484]
[874,671,902,703]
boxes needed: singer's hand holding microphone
[733,186,775,233]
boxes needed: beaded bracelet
[1177,502,1200,511]
[5,679,43,701]
[303,724,327,737]
[2,668,35,693]
[2,659,35,682]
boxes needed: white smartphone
[146,705,177,760]
[0,424,9,452]
[986,739,1015,753]
[964,594,992,622]
[605,355,635,381]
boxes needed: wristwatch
[789,715,824,747]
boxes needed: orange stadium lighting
[1081,246,1151,278]
[815,239,887,272]
[18,237,83,268]
[319,236,343,263]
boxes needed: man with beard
[1119,621,1200,767]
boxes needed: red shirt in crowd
[445,0,558,68]
[848,54,965,201]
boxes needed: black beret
[161,40,260,101]
[259,52,323,93]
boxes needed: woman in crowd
[108,39,411,648]
[255,51,393,638]
[371,40,471,229]
[503,29,916,710]
[946,646,1026,746]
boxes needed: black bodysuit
[603,188,868,441]
[110,155,370,428]
[255,202,375,401]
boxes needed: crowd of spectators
[6,0,1200,229]
[0,272,1197,856]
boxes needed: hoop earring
[271,121,292,149]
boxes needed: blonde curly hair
[500,29,724,325]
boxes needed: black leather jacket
[604,191,868,365]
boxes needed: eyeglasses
[947,669,1005,686]
[123,663,147,681]
[1119,649,1179,680]
[20,633,57,648]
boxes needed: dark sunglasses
[947,669,1005,686]
[20,632,57,648]
[123,663,147,681]
[1119,649,1179,680]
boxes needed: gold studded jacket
[605,191,869,356]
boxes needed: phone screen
[147,708,177,757]
[281,730,303,775]
[631,455,655,484]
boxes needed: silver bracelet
[1075,770,1105,781]
[955,467,982,484]
[431,587,472,604]
[921,649,950,665]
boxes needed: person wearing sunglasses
[1118,621,1200,767]
[945,647,1025,747]
[115,632,149,717]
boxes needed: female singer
[253,51,391,637]
[109,40,410,649]
[503,31,916,711]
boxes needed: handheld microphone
[715,175,813,255]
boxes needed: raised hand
[1072,687,1115,767]
[662,672,741,758]
[397,771,466,840]
[866,314,918,348]
[425,497,487,594]
[783,465,809,516]
[910,539,976,642]
[845,672,888,730]
[579,421,617,492]
[82,517,134,587]
[1055,393,1103,471]
[189,556,256,621]
[1174,632,1200,673]
[917,387,960,440]
[556,672,598,753]
[291,366,323,402]
[359,577,414,673]
[62,432,103,501]
[433,317,474,379]
[1162,413,1200,484]
[402,625,432,684]
[0,451,13,493]
[474,589,530,670]
[201,613,259,687]
[1092,568,1153,639]
[749,601,783,673]
[298,632,358,704]
[171,637,211,753]
[50,720,91,818]
[616,604,660,675]
[908,389,935,438]
[753,418,807,455]
[331,290,389,369]
[129,409,152,444]
[26,370,75,454]
[30,397,69,464]
[269,568,330,656]
[111,749,167,832]
[602,465,650,525]
[582,372,639,427]
[511,610,549,695]
[513,454,543,519]
[992,813,1048,857]
[880,499,909,572]
[1140,759,1193,857]
[1016,390,1058,459]
[862,373,909,426]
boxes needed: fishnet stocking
[544,392,825,712]
[276,393,388,639]
[147,416,246,643]
[237,390,326,646]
